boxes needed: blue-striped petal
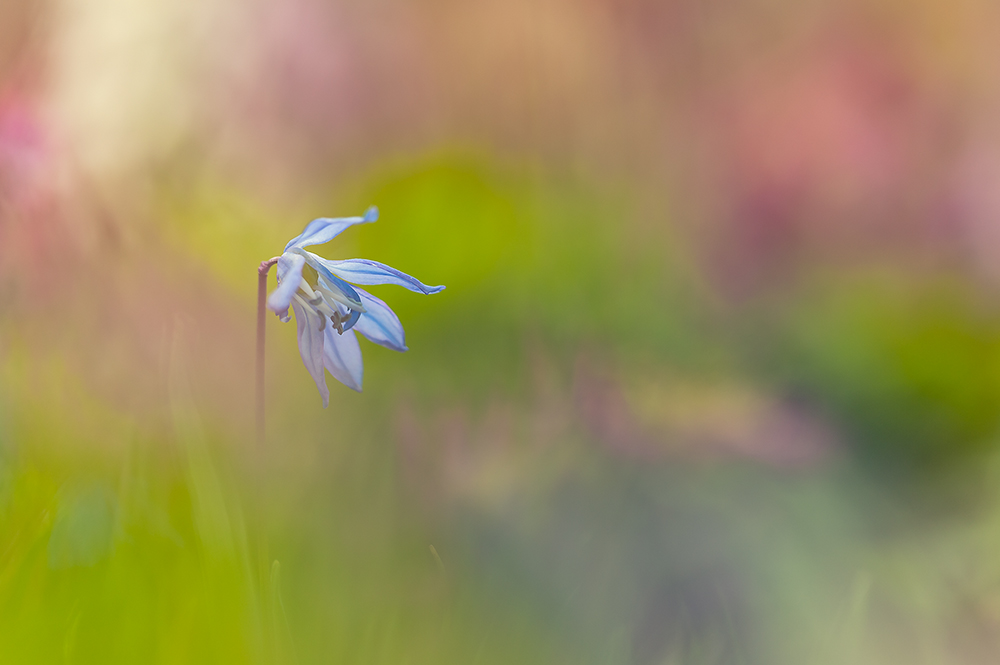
[267,253,306,313]
[291,249,365,310]
[284,206,378,252]
[315,258,445,295]
[323,327,363,392]
[352,288,407,352]
[341,307,362,332]
[291,301,329,407]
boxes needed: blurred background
[3,0,1000,663]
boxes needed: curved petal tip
[363,206,379,223]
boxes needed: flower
[266,206,444,405]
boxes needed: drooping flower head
[266,207,444,405]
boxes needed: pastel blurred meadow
[5,1,1000,664]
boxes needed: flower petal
[352,287,407,352]
[284,206,378,251]
[323,327,363,392]
[291,301,329,407]
[315,258,445,295]
[341,307,362,332]
[291,249,365,310]
[267,253,306,313]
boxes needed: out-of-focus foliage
[776,278,1000,474]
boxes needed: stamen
[292,291,346,332]
[315,278,366,313]
[298,282,317,299]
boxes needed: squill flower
[265,207,444,405]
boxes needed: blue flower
[266,206,444,405]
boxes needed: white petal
[291,301,329,407]
[323,327,363,392]
[267,254,306,313]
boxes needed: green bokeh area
[339,155,717,400]
[775,278,1000,474]
[6,153,1000,664]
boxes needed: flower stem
[256,257,280,449]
